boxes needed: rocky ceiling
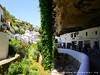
[53,0,100,35]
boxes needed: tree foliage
[5,58,39,75]
[39,0,54,70]
[9,39,30,58]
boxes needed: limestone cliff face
[54,0,100,35]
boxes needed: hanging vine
[39,0,55,70]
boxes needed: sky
[0,0,40,27]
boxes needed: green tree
[39,0,54,70]
[5,58,39,75]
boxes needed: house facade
[0,5,10,60]
[56,27,100,51]
[15,30,40,44]
[0,5,10,32]
[0,5,3,27]
[0,5,15,39]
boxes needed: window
[55,39,58,43]
[74,33,76,37]
[71,34,73,38]
[95,31,97,35]
[86,32,88,36]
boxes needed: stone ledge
[0,54,20,74]
[0,54,20,66]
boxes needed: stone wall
[0,32,9,60]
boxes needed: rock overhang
[53,0,100,35]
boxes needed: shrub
[8,39,20,56]
[5,58,39,75]
[28,44,40,61]
[7,39,40,74]
[8,39,30,58]
[36,41,42,52]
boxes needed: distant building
[0,5,9,32]
[56,27,100,51]
[0,5,15,40]
[15,30,40,44]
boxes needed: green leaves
[5,58,39,75]
[9,39,30,58]
[39,0,54,70]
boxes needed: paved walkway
[30,59,48,75]
[89,55,100,75]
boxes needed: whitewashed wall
[0,7,3,20]
[58,48,90,75]
[0,7,3,26]
[56,27,100,49]
[0,32,9,60]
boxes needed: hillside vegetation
[2,7,39,33]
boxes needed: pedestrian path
[31,58,63,75]
[89,55,100,75]
[31,59,48,75]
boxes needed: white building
[0,5,9,60]
[15,30,40,44]
[0,5,4,26]
[56,27,100,50]
[0,5,11,32]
